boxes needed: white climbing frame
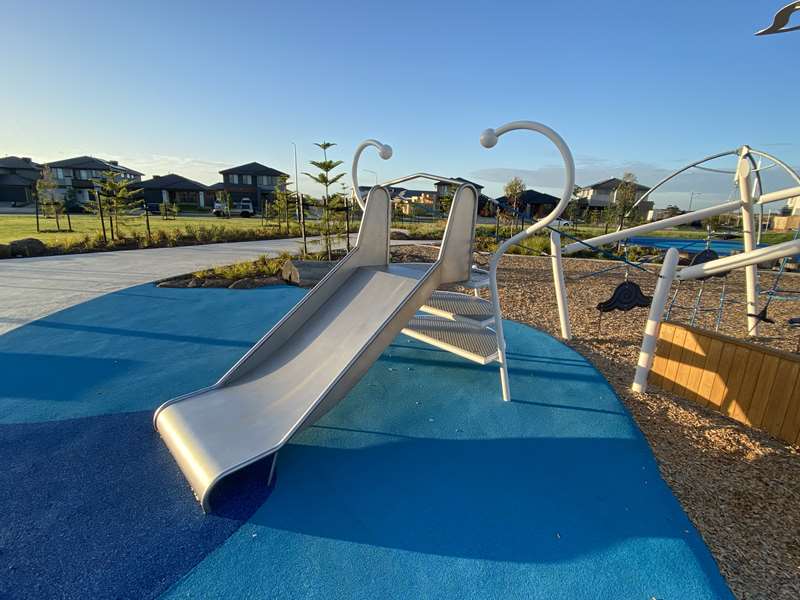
[550,230,571,340]
[480,121,576,401]
[631,247,680,393]
[632,239,800,393]
[551,146,800,344]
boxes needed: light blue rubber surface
[0,284,732,599]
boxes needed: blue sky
[1,0,798,207]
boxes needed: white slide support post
[737,149,760,336]
[632,247,679,394]
[550,231,571,340]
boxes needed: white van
[212,198,254,218]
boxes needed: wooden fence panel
[650,321,800,445]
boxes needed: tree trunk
[97,194,108,243]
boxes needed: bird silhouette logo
[756,2,800,35]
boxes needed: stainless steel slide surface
[155,262,437,509]
[154,183,478,510]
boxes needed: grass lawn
[1,213,793,255]
[0,214,292,245]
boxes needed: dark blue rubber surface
[0,284,733,599]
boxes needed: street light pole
[689,191,703,212]
[292,142,307,255]
[362,169,378,186]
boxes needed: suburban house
[136,174,209,212]
[219,162,289,212]
[358,176,494,217]
[575,177,653,219]
[45,156,142,204]
[0,156,41,205]
[494,189,560,219]
[647,206,684,222]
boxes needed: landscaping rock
[10,238,47,257]
[390,230,410,240]
[202,278,233,288]
[0,244,11,259]
[228,276,282,289]
[281,259,336,287]
[157,278,191,288]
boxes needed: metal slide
[154,183,478,510]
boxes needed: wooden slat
[660,325,687,392]
[649,322,675,390]
[652,321,800,444]
[721,346,752,419]
[697,338,725,408]
[708,343,737,411]
[684,332,710,404]
[779,376,800,444]
[673,330,700,396]
[763,360,800,441]
[729,351,765,425]
[748,355,780,428]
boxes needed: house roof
[0,173,36,187]
[45,156,143,176]
[584,177,650,192]
[219,162,288,177]
[434,177,484,190]
[208,182,226,190]
[137,174,208,191]
[495,189,560,206]
[453,177,484,190]
[0,156,40,170]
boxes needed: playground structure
[542,145,800,394]
[155,126,800,509]
[155,121,575,509]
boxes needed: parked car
[552,218,572,228]
[213,198,254,218]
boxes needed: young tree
[88,170,140,240]
[504,176,526,232]
[304,141,344,260]
[612,172,639,230]
[271,175,291,233]
[36,165,63,231]
[221,190,232,218]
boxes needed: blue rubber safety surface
[0,284,733,599]
[627,235,766,256]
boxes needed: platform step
[402,316,499,365]
[420,291,495,327]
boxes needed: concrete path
[0,236,433,335]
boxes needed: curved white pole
[550,230,571,340]
[621,149,738,223]
[480,121,575,401]
[351,139,393,210]
[632,247,679,393]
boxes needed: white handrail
[677,238,800,281]
[480,120,575,401]
[351,139,393,210]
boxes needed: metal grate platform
[421,291,495,327]
[462,269,490,289]
[402,315,499,365]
